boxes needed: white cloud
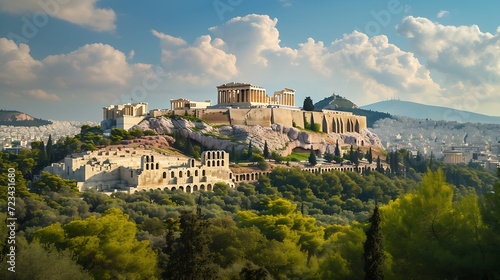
[151,14,441,107]
[396,16,500,110]
[152,29,238,85]
[208,14,297,67]
[128,50,135,60]
[0,0,116,32]
[280,0,292,7]
[296,31,441,104]
[437,10,449,18]
[0,38,151,104]
[26,89,60,101]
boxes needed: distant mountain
[361,100,500,124]
[314,95,393,128]
[0,110,52,127]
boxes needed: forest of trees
[0,125,499,279]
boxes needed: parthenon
[216,82,295,107]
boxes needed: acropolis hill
[136,82,380,156]
[46,82,381,194]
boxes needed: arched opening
[171,187,176,191]
[171,171,175,178]
[207,152,211,159]
[145,155,149,163]
[229,173,232,179]
[221,160,225,166]
[156,163,159,169]
[179,186,184,192]
[163,172,166,179]
[179,171,182,178]
[332,118,337,133]
[251,174,254,180]
[146,164,149,170]
[164,187,169,192]
[322,116,328,133]
[150,163,154,170]
[246,174,250,180]
[186,186,191,193]
[200,185,205,191]
[355,120,360,133]
[195,170,198,176]
[187,170,191,177]
[212,160,215,167]
[207,184,212,191]
[191,159,195,168]
[202,170,206,176]
[207,161,211,167]
[151,155,154,162]
[217,160,220,167]
[193,185,198,192]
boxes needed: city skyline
[1,1,500,121]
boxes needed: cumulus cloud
[208,14,297,67]
[152,29,238,85]
[396,16,500,109]
[0,38,151,104]
[0,0,116,32]
[151,14,441,106]
[437,10,449,18]
[296,31,441,104]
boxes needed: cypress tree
[263,141,269,159]
[376,156,383,173]
[46,134,55,164]
[334,140,341,157]
[163,210,218,280]
[247,140,253,160]
[366,147,373,164]
[363,206,385,280]
[308,146,317,166]
[38,141,48,168]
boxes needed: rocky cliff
[133,116,382,156]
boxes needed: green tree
[308,147,317,166]
[303,97,315,111]
[163,210,219,280]
[363,206,385,280]
[366,147,373,164]
[35,208,158,279]
[324,150,334,163]
[376,156,383,173]
[46,134,55,164]
[263,141,269,159]
[247,140,253,160]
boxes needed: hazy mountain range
[361,100,500,124]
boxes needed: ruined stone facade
[44,148,234,194]
[216,82,295,107]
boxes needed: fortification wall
[191,107,366,133]
[229,108,272,127]
[290,110,305,128]
[198,109,231,125]
[271,108,294,127]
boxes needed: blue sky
[1,0,499,121]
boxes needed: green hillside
[313,95,393,128]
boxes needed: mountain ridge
[361,100,500,124]
[0,110,52,127]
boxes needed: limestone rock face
[134,116,382,156]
